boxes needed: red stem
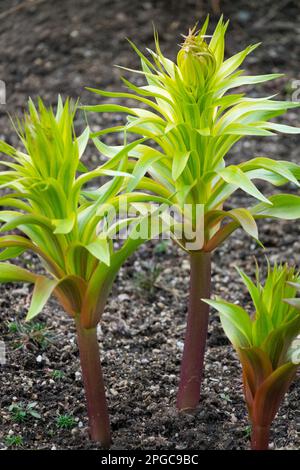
[76,320,111,447]
[251,424,270,450]
[177,251,211,411]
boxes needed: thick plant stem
[76,320,111,447]
[177,251,211,411]
[251,424,270,450]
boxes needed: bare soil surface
[0,0,299,450]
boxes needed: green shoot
[134,262,162,297]
[4,435,24,447]
[51,369,65,380]
[83,17,300,410]
[205,262,300,450]
[153,240,169,254]
[9,402,41,422]
[56,414,76,430]
[0,97,165,447]
[7,320,52,350]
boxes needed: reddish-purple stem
[177,251,211,411]
[76,320,111,447]
[251,424,270,450]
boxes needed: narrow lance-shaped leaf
[252,194,300,220]
[0,262,36,283]
[217,166,271,204]
[26,276,58,321]
[85,237,111,266]
[252,363,298,426]
[204,298,252,348]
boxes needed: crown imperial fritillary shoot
[206,262,300,450]
[0,97,168,447]
[84,16,300,411]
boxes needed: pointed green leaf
[204,298,252,348]
[262,313,300,368]
[26,276,57,321]
[0,246,26,261]
[265,122,300,134]
[81,104,137,115]
[284,298,300,310]
[172,151,191,180]
[222,123,274,136]
[252,307,273,348]
[253,362,298,425]
[252,194,300,220]
[0,262,36,283]
[77,126,90,158]
[86,237,111,266]
[229,208,259,240]
[241,157,299,186]
[236,267,261,312]
[53,214,75,234]
[217,166,271,204]
[127,148,163,192]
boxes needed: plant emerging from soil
[9,401,41,422]
[51,369,65,381]
[206,262,300,450]
[7,320,53,350]
[0,97,166,447]
[56,414,77,430]
[4,435,24,448]
[84,16,300,410]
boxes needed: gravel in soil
[0,0,299,450]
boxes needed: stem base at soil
[251,424,270,450]
[177,251,211,411]
[76,320,111,447]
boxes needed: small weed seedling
[4,435,24,448]
[134,262,162,298]
[51,369,64,380]
[154,240,169,255]
[9,401,41,422]
[206,262,300,450]
[7,321,18,333]
[7,320,52,350]
[56,414,76,430]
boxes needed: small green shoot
[9,402,41,422]
[206,262,300,450]
[7,320,53,350]
[51,369,64,380]
[4,435,24,447]
[56,414,76,429]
